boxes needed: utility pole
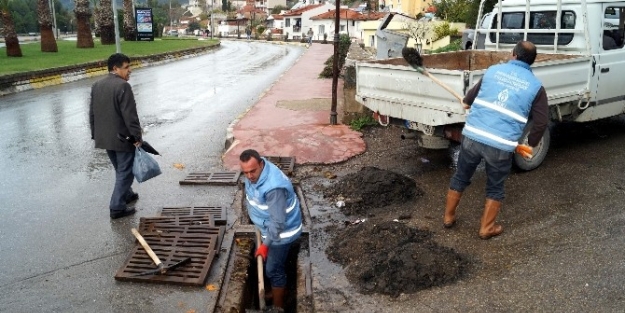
[210,0,214,39]
[170,0,173,31]
[330,0,340,125]
[113,0,122,53]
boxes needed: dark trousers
[106,150,135,212]
[449,137,513,201]
[265,242,292,287]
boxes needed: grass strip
[0,38,218,76]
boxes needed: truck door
[596,6,625,113]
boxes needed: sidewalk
[221,43,366,170]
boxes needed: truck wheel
[465,41,473,50]
[513,121,551,171]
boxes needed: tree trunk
[123,0,136,41]
[98,0,115,45]
[1,8,23,57]
[38,0,58,52]
[74,0,94,48]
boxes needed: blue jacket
[463,60,543,152]
[245,158,302,246]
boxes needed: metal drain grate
[137,224,226,253]
[138,215,215,228]
[179,171,241,185]
[159,206,227,225]
[265,156,295,176]
[114,233,217,286]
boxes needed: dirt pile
[324,166,423,215]
[326,221,467,297]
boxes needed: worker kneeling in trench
[240,149,303,310]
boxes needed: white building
[281,3,335,40]
[309,8,386,42]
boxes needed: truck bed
[356,50,591,127]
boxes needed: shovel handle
[420,70,466,107]
[255,229,266,310]
[131,228,163,268]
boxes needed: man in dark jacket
[443,41,549,239]
[89,53,143,219]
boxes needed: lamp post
[112,0,122,52]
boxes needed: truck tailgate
[356,62,467,126]
[467,56,591,105]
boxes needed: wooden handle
[255,229,266,310]
[422,71,465,106]
[131,228,163,267]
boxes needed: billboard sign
[135,8,154,41]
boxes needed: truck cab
[461,12,493,50]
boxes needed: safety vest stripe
[464,125,519,148]
[247,196,269,210]
[285,198,296,213]
[261,223,303,240]
[473,98,528,123]
[247,196,297,213]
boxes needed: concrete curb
[0,43,221,97]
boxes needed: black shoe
[110,207,136,219]
[125,193,139,204]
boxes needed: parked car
[168,30,179,37]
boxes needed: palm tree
[0,0,22,57]
[123,0,135,41]
[98,0,115,45]
[38,0,58,52]
[74,0,94,48]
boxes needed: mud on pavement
[293,119,625,312]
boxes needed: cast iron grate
[159,206,227,225]
[179,171,241,185]
[137,223,226,253]
[114,232,217,286]
[265,156,296,176]
[138,215,215,228]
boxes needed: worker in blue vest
[240,149,302,309]
[444,41,549,239]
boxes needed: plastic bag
[133,147,162,183]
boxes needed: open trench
[216,183,314,313]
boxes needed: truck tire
[513,121,551,171]
[465,41,473,50]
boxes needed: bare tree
[98,0,115,45]
[402,20,433,50]
[123,0,135,41]
[0,0,22,57]
[74,0,94,48]
[38,0,58,52]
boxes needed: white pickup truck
[356,0,625,170]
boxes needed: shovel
[255,228,267,311]
[401,47,466,107]
[130,228,191,277]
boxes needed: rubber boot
[444,189,463,228]
[479,199,504,239]
[272,286,286,309]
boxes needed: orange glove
[255,244,269,261]
[515,144,533,159]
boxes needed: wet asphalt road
[0,41,304,312]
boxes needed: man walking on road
[240,149,303,310]
[443,41,549,239]
[89,53,143,219]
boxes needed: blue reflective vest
[245,158,302,245]
[463,60,543,152]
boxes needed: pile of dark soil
[326,221,467,297]
[324,166,423,215]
